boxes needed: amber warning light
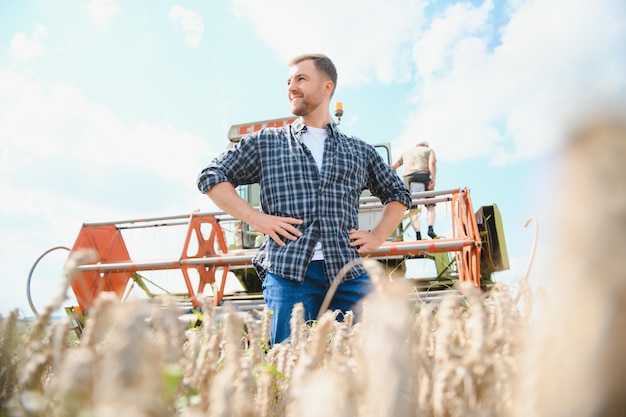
[334,101,343,125]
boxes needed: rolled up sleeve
[197,135,261,194]
[366,148,412,208]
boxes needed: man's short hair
[289,53,337,97]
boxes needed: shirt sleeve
[365,145,412,208]
[197,134,262,194]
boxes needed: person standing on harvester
[393,140,437,240]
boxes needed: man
[392,141,437,240]
[197,53,411,345]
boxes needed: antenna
[334,101,343,125]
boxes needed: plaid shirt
[197,118,411,283]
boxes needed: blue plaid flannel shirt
[197,118,411,283]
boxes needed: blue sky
[1,0,624,316]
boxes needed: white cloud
[232,0,626,164]
[169,5,204,48]
[81,0,120,31]
[0,70,212,214]
[397,0,626,163]
[9,24,48,61]
[412,1,493,80]
[231,0,427,86]
[0,69,214,316]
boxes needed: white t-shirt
[301,126,326,170]
[301,126,326,260]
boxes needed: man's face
[287,59,329,117]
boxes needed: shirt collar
[291,117,339,138]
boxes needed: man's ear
[324,80,335,97]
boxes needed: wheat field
[1,112,624,417]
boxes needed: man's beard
[291,100,309,116]
[291,98,321,117]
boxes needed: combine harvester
[27,111,509,335]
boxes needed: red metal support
[179,213,230,307]
[68,213,232,312]
[450,188,482,287]
[70,224,132,311]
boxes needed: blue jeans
[262,261,372,345]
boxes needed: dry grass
[1,111,624,417]
[512,107,626,417]
[0,261,526,417]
